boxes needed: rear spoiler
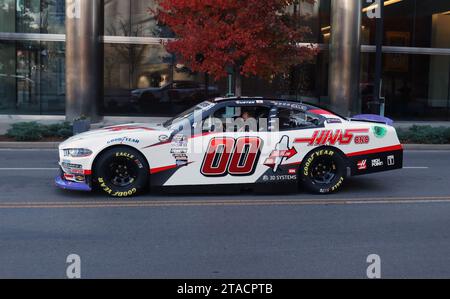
[351,114,394,126]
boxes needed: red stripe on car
[347,145,403,157]
[150,165,178,174]
[150,162,194,174]
[143,132,215,149]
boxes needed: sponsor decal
[69,168,85,175]
[116,152,134,159]
[63,173,85,183]
[75,175,85,182]
[61,162,88,176]
[355,136,370,144]
[159,135,170,142]
[62,162,82,169]
[303,149,335,177]
[171,134,189,166]
[107,137,140,145]
[272,101,308,111]
[288,169,297,175]
[171,148,189,166]
[263,175,297,182]
[372,158,384,167]
[326,118,342,124]
[172,134,188,147]
[264,136,297,172]
[97,177,137,197]
[387,155,395,166]
[294,129,370,146]
[236,100,258,105]
[373,126,388,138]
[357,160,367,170]
[331,177,345,192]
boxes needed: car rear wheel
[93,146,149,197]
[300,148,347,194]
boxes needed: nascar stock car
[56,97,403,197]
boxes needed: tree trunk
[235,69,242,97]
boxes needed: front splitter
[55,176,92,192]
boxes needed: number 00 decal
[201,137,263,177]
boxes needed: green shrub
[6,122,73,141]
[398,126,450,144]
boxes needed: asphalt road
[0,149,450,278]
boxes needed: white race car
[56,97,403,197]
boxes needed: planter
[73,119,91,135]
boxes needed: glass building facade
[0,0,450,120]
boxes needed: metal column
[329,0,362,116]
[374,0,385,116]
[65,0,103,122]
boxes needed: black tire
[300,147,347,194]
[93,146,149,197]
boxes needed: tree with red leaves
[153,0,317,96]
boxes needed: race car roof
[212,97,344,119]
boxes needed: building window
[103,43,217,116]
[0,0,65,34]
[0,40,65,115]
[104,0,173,37]
[361,0,450,49]
[361,52,450,120]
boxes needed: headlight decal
[63,148,93,158]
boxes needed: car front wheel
[93,146,149,197]
[300,148,347,194]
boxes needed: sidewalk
[0,115,168,135]
[394,121,450,129]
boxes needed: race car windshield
[163,101,216,129]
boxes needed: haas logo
[295,129,370,146]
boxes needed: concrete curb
[0,142,60,149]
[0,142,450,151]
[402,144,450,151]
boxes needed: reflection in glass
[103,44,218,116]
[0,0,16,32]
[0,41,65,115]
[361,0,450,48]
[0,0,65,33]
[104,0,173,37]
[361,52,450,120]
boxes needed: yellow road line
[1,196,450,209]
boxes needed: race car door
[162,102,274,186]
[266,106,327,180]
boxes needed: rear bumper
[348,145,403,176]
